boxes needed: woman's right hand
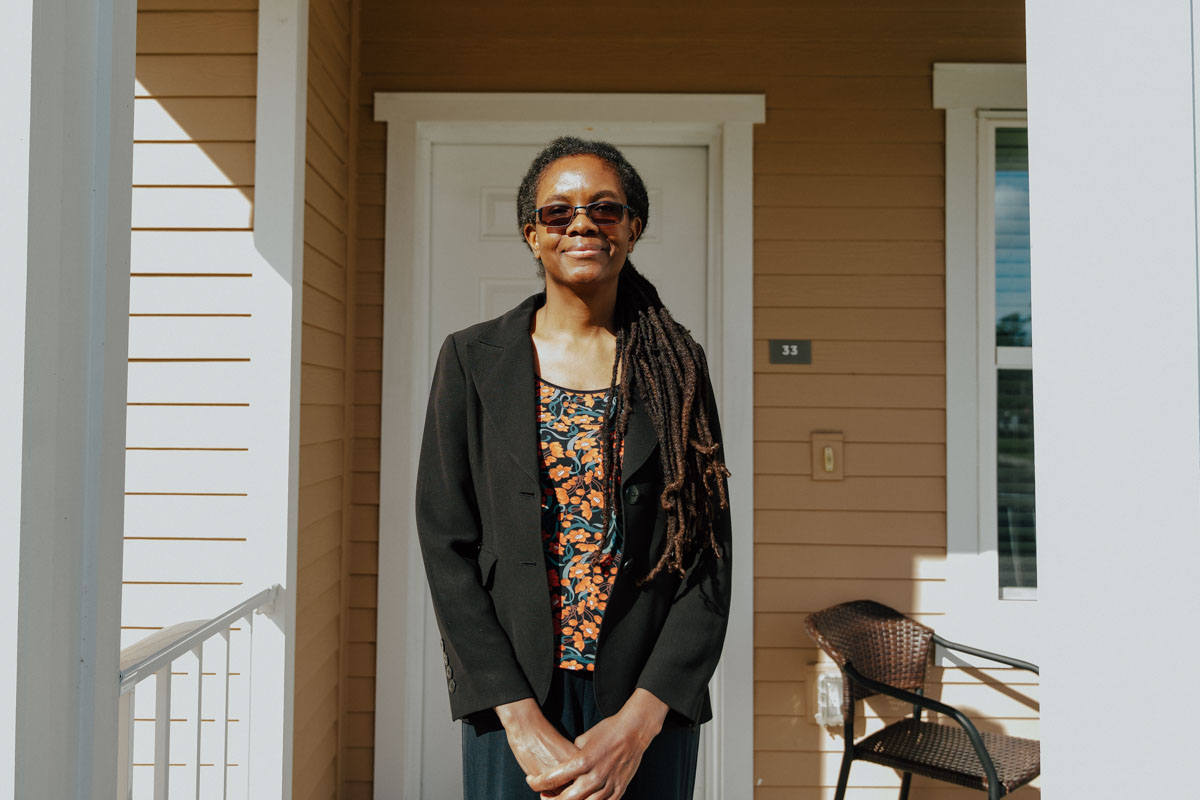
[495,698,579,797]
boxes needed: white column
[246,1,308,797]
[0,0,36,793]
[1027,2,1200,796]
[5,0,136,798]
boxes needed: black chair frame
[833,633,1039,800]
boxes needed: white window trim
[935,64,1039,662]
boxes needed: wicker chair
[804,600,1040,800]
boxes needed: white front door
[420,141,710,797]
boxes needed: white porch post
[1027,2,1200,796]
[248,1,309,797]
[2,0,136,798]
[0,5,36,791]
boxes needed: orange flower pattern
[537,378,623,671]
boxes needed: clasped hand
[498,689,668,800]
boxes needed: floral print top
[537,377,623,671]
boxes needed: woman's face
[523,155,643,292]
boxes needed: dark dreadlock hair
[517,136,730,582]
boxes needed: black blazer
[414,292,732,726]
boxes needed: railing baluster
[153,665,172,800]
[194,643,205,800]
[117,586,279,800]
[242,609,256,800]
[221,629,232,800]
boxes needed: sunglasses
[532,201,638,231]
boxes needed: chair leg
[898,771,912,800]
[833,753,853,800]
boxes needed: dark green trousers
[461,668,701,800]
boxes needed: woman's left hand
[526,688,670,800]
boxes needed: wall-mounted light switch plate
[811,431,844,481]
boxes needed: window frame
[979,115,1035,601]
[935,64,1037,662]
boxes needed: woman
[415,136,732,800]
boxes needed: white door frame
[373,93,762,800]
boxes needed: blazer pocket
[477,545,499,591]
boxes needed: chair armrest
[932,633,1040,675]
[843,661,1001,796]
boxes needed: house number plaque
[768,339,812,365]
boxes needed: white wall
[1027,2,1200,796]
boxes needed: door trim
[372,93,763,799]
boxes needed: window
[935,64,1036,656]
[983,119,1036,599]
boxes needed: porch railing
[116,584,281,799]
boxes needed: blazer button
[440,638,446,653]
[447,678,456,694]
[443,652,449,666]
[625,485,641,505]
[445,664,453,679]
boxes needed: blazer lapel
[620,381,659,484]
[465,294,543,483]
[464,291,662,485]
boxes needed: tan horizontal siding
[757,441,946,476]
[293,0,356,797]
[753,341,945,375]
[756,408,946,444]
[756,141,945,176]
[755,175,945,207]
[357,40,1021,81]
[300,404,345,447]
[755,376,946,410]
[302,363,346,406]
[305,245,349,301]
[139,0,255,9]
[135,97,256,141]
[136,11,257,53]
[756,510,946,547]
[754,276,945,308]
[342,0,1036,797]
[135,55,257,96]
[755,307,945,339]
[298,475,343,530]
